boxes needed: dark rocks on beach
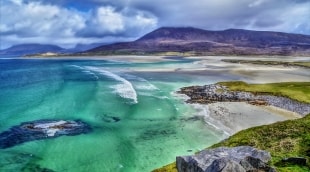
[176,146,276,172]
[0,119,92,149]
[178,84,310,116]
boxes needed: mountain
[0,44,65,57]
[84,27,310,56]
[66,43,107,53]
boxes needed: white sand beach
[193,102,301,136]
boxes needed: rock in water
[176,146,276,172]
[0,119,92,149]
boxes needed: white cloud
[1,1,86,38]
[95,6,125,33]
[0,0,158,49]
[1,0,309,49]
[76,6,157,37]
[249,0,266,7]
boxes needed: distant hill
[83,27,310,56]
[0,43,110,58]
[0,44,65,57]
[66,43,107,53]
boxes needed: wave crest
[86,67,138,104]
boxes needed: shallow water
[0,58,229,172]
[1,56,309,172]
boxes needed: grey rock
[206,158,246,172]
[176,146,275,172]
[0,119,92,149]
[281,157,307,166]
[240,156,276,172]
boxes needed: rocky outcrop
[176,146,276,172]
[178,84,310,116]
[0,119,92,149]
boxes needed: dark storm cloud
[1,0,310,49]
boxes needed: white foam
[68,65,84,69]
[69,65,99,80]
[46,128,59,137]
[190,104,231,136]
[34,120,68,137]
[123,74,159,91]
[86,67,138,104]
[138,92,168,99]
[135,84,159,90]
[34,120,67,129]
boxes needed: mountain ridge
[84,27,310,56]
[0,43,106,57]
[0,44,65,57]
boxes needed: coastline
[198,102,301,135]
[154,82,309,172]
[177,81,309,138]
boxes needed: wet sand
[193,102,301,136]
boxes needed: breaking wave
[68,65,99,80]
[85,67,138,104]
[122,74,159,91]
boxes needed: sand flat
[193,102,301,136]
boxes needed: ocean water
[0,58,228,172]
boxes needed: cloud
[0,0,157,49]
[130,0,310,34]
[1,0,86,37]
[77,6,157,37]
[1,0,310,49]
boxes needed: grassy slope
[212,114,310,172]
[219,81,310,104]
[153,82,310,172]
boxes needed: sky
[1,0,310,49]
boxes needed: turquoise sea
[0,57,235,172]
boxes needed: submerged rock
[0,119,92,149]
[101,114,121,123]
[176,146,275,172]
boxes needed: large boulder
[176,146,275,172]
[0,119,92,149]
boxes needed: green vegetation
[212,114,310,172]
[153,115,310,172]
[222,59,310,68]
[152,162,177,172]
[219,81,310,103]
[153,82,310,172]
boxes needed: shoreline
[198,102,301,135]
[177,82,309,135]
[178,83,310,116]
[153,82,309,171]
